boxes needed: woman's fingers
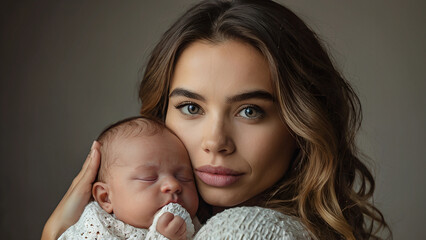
[63,141,99,200]
[70,141,100,205]
[41,141,101,240]
[75,141,99,185]
[80,143,101,188]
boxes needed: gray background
[1,0,425,239]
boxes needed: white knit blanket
[58,202,194,239]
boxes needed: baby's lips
[160,198,179,208]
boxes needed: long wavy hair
[138,0,390,239]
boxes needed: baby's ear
[92,182,113,213]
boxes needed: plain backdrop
[1,0,425,239]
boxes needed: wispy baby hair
[96,116,165,182]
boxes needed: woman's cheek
[172,120,202,164]
[244,122,295,179]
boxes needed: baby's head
[92,116,198,228]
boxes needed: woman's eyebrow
[169,88,274,103]
[169,88,205,101]
[227,90,275,103]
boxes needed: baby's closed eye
[135,175,158,182]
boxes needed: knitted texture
[194,206,313,240]
[57,202,148,239]
[58,202,193,239]
[58,203,312,239]
[149,203,195,239]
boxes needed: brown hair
[138,0,390,239]
[96,116,164,182]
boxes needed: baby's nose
[160,177,182,194]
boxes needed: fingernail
[91,141,96,150]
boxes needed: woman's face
[165,40,297,207]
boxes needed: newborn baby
[58,116,199,239]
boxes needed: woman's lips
[195,165,243,187]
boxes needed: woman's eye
[237,106,264,119]
[176,103,203,115]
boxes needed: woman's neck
[211,206,227,215]
[212,194,266,215]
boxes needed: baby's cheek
[185,185,199,218]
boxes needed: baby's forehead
[111,130,186,164]
[111,132,164,156]
[112,150,191,173]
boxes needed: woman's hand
[41,141,101,240]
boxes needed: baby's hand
[156,212,187,240]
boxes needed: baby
[58,116,199,239]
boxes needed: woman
[42,0,390,239]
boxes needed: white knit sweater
[194,206,313,239]
[58,202,312,239]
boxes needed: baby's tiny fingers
[157,212,175,231]
[176,221,186,237]
[168,216,185,235]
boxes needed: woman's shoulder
[195,206,314,240]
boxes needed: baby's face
[106,130,199,228]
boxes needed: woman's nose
[160,177,182,194]
[201,116,235,155]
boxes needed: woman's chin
[199,188,248,208]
